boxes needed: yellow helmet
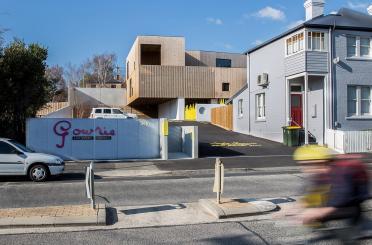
[293,145,332,161]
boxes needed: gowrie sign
[53,120,116,148]
[26,118,161,160]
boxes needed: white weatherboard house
[230,0,372,153]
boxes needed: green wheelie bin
[282,126,301,147]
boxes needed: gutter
[248,54,251,134]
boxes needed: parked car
[90,107,137,119]
[0,138,64,182]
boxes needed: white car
[0,138,64,182]
[90,108,137,119]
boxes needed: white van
[90,108,137,119]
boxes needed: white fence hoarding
[327,129,372,153]
[26,118,160,160]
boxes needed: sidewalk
[0,204,106,228]
[1,197,371,236]
[0,197,292,235]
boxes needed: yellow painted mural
[184,104,196,121]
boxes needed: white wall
[45,106,73,118]
[196,104,222,122]
[233,89,250,135]
[70,88,127,107]
[26,118,161,160]
[247,36,287,143]
[158,98,185,120]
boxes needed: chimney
[304,0,325,21]
[368,5,372,15]
[116,66,121,81]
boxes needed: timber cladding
[211,105,233,130]
[137,65,246,99]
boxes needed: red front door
[291,94,303,127]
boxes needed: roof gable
[246,8,372,54]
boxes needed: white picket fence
[327,129,372,153]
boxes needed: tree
[64,62,84,87]
[45,65,67,102]
[0,40,54,142]
[80,53,117,86]
[92,53,117,86]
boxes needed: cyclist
[294,145,369,242]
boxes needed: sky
[1,0,371,68]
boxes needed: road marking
[210,142,262,147]
[204,155,293,159]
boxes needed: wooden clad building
[125,36,247,117]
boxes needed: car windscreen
[112,109,124,114]
[8,140,34,153]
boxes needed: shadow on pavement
[199,142,245,158]
[106,207,118,226]
[0,173,102,183]
[121,204,187,215]
[199,235,269,245]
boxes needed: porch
[285,72,329,145]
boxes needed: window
[129,79,133,97]
[307,32,327,51]
[256,93,266,120]
[286,32,304,55]
[347,36,372,58]
[8,140,33,153]
[348,86,357,116]
[360,38,371,57]
[0,142,17,154]
[286,38,293,55]
[216,58,231,68]
[361,87,371,115]
[113,109,123,114]
[141,44,161,65]
[291,85,302,92]
[126,61,129,79]
[347,36,357,57]
[95,109,102,114]
[222,83,230,92]
[238,99,243,118]
[347,86,372,117]
[103,109,111,114]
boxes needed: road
[1,169,372,244]
[1,122,372,244]
[0,171,304,209]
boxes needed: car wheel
[29,165,49,182]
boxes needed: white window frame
[256,93,266,120]
[346,36,372,59]
[238,99,243,118]
[307,31,327,52]
[360,37,371,58]
[286,32,305,56]
[347,85,372,117]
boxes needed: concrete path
[0,204,105,228]
[0,196,295,235]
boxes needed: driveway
[170,121,295,158]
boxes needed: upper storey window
[347,36,371,58]
[347,36,357,57]
[307,32,327,51]
[216,58,231,68]
[286,32,304,55]
[141,44,161,65]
